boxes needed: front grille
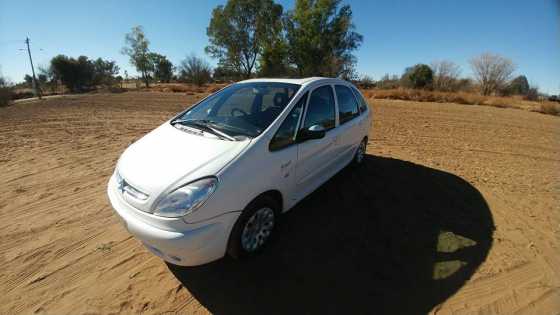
[116,171,149,201]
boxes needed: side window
[303,85,336,130]
[335,85,359,124]
[351,87,369,113]
[269,93,307,151]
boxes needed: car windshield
[173,82,301,138]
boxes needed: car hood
[117,122,250,203]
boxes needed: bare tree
[431,60,461,91]
[469,53,515,95]
[179,54,212,86]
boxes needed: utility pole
[25,37,41,99]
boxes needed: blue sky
[1,0,559,94]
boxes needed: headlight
[153,177,218,218]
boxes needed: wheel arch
[247,190,283,213]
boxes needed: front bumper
[107,175,239,266]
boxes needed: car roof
[238,77,351,87]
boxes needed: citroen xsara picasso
[107,77,372,266]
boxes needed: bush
[0,86,13,106]
[11,90,34,100]
[377,74,400,89]
[548,95,559,103]
[179,55,212,86]
[524,87,539,101]
[401,64,433,89]
[538,103,560,116]
[0,75,13,106]
[363,88,520,108]
[357,75,375,89]
[508,75,529,95]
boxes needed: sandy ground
[0,92,558,314]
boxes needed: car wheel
[227,195,279,259]
[353,138,367,165]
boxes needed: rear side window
[303,85,336,130]
[269,93,307,151]
[351,87,369,113]
[335,85,359,124]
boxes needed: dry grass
[144,83,228,94]
[360,88,558,115]
[536,102,560,116]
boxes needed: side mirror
[297,124,326,143]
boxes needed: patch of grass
[437,231,477,253]
[433,260,468,280]
[96,242,114,252]
[14,186,26,194]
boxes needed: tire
[227,195,279,260]
[352,138,367,166]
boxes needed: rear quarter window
[351,87,369,113]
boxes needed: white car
[107,77,372,266]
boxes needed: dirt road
[1,92,558,314]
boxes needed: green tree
[24,74,33,87]
[49,55,95,92]
[213,64,241,82]
[179,54,213,86]
[92,58,120,86]
[401,64,433,89]
[508,75,529,95]
[37,74,48,85]
[149,53,174,83]
[284,0,363,77]
[259,39,292,77]
[206,0,284,78]
[38,66,58,93]
[121,26,153,87]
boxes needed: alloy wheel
[241,207,275,252]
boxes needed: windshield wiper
[171,119,236,141]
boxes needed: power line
[0,39,25,46]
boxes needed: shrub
[0,75,13,106]
[362,88,524,109]
[179,54,212,86]
[401,64,433,89]
[508,75,529,95]
[11,90,34,100]
[377,74,400,89]
[357,75,375,89]
[0,86,13,106]
[524,86,539,101]
[548,95,559,103]
[538,103,560,116]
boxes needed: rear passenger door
[334,84,363,163]
[295,85,340,197]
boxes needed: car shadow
[167,155,494,314]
